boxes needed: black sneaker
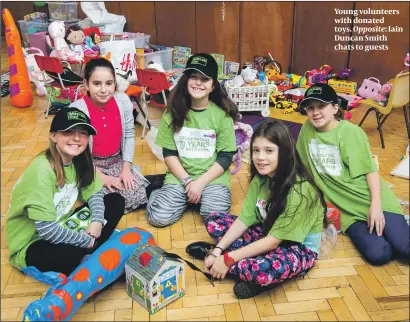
[233,281,276,299]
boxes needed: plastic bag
[318,224,338,259]
[80,2,126,33]
[145,126,164,161]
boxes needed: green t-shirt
[155,102,236,188]
[238,175,325,253]
[6,155,103,269]
[296,120,403,233]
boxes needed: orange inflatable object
[2,8,33,107]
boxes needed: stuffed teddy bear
[48,21,83,63]
[375,83,392,107]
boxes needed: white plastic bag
[318,224,338,259]
[145,126,164,161]
[80,2,126,33]
[99,39,137,81]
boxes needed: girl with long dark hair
[147,53,238,227]
[186,119,327,298]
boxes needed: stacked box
[47,2,78,21]
[136,47,174,70]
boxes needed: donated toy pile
[2,2,410,321]
[8,2,409,114]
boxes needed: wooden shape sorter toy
[125,244,185,314]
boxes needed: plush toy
[65,25,98,59]
[115,73,130,92]
[22,227,156,321]
[231,122,253,175]
[375,82,392,106]
[147,61,165,73]
[403,53,409,72]
[48,21,83,63]
[230,66,258,87]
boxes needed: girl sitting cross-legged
[186,119,327,299]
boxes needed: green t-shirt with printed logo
[296,120,403,233]
[155,102,236,189]
[6,155,103,269]
[238,175,325,253]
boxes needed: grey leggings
[147,184,231,227]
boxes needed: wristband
[181,176,192,187]
[224,252,235,268]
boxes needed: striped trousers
[147,184,231,227]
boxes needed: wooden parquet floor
[1,44,409,321]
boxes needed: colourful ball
[344,111,352,120]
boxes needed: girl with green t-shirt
[296,83,409,266]
[147,53,239,227]
[6,108,125,277]
[186,119,327,299]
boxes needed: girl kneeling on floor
[186,119,327,299]
[6,108,125,277]
[296,83,409,266]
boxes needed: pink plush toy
[48,21,83,64]
[231,122,253,175]
[375,83,392,107]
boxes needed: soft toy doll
[65,25,98,58]
[48,21,83,63]
[375,83,392,107]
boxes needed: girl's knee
[363,244,393,266]
[147,211,173,228]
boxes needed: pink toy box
[27,32,49,56]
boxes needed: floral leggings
[205,213,318,287]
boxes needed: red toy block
[139,252,152,267]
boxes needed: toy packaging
[253,56,269,72]
[210,53,225,76]
[125,244,185,314]
[173,46,191,68]
[23,12,48,23]
[328,79,358,95]
[224,61,240,77]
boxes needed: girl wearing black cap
[5,108,125,276]
[296,83,408,266]
[147,53,239,227]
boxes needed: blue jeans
[345,211,409,266]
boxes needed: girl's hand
[86,222,103,239]
[204,255,216,273]
[209,255,230,280]
[119,168,136,190]
[102,174,124,192]
[185,179,206,204]
[368,206,385,236]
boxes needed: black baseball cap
[184,53,218,79]
[50,108,97,135]
[299,83,339,108]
